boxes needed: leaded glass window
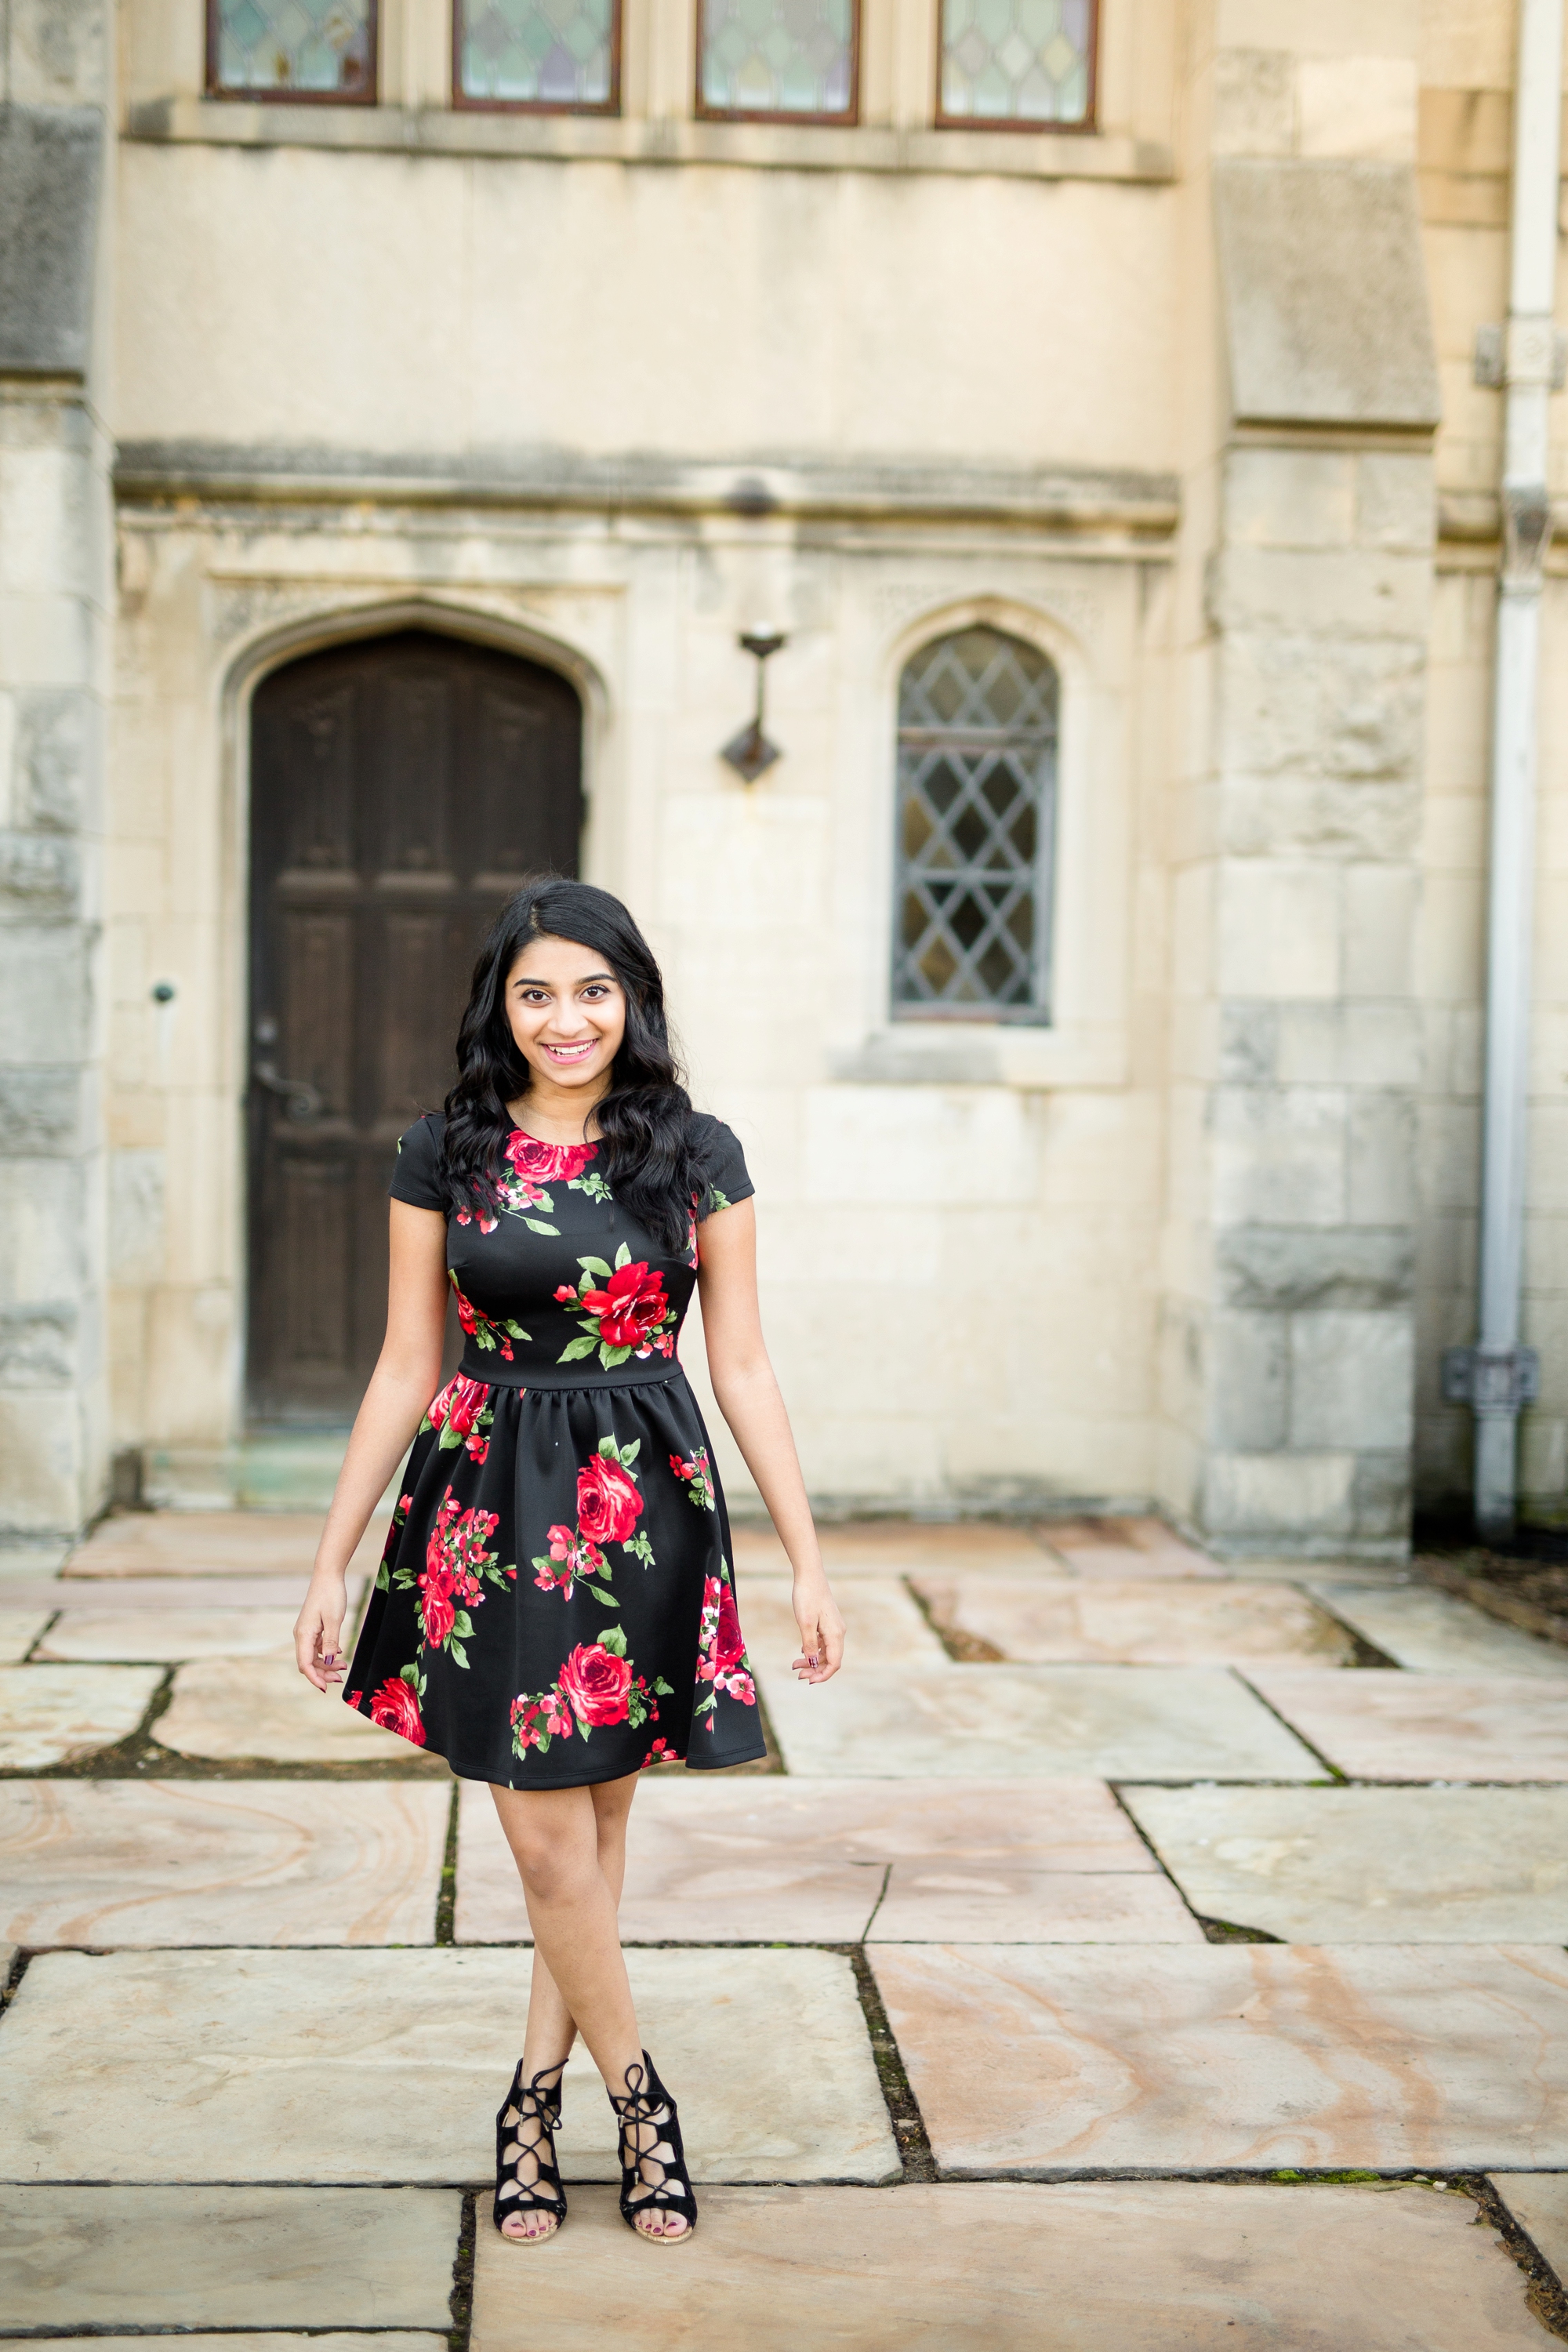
[937,0,1094,127]
[892,627,1058,1021]
[697,0,857,122]
[207,0,376,99]
[456,0,619,111]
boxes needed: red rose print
[347,1689,361,1709]
[557,1641,633,1728]
[714,1579,746,1673]
[428,1374,488,1439]
[419,1563,457,1647]
[579,1261,668,1350]
[454,1287,478,1338]
[575,1454,643,1546]
[506,1131,597,1185]
[369,1675,426,1745]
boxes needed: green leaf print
[448,1639,468,1668]
[599,1624,629,1657]
[578,1256,613,1279]
[601,1344,633,1368]
[558,1334,597,1361]
[616,1439,641,1468]
[614,1242,632,1269]
[523,1218,560,1236]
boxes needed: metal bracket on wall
[1441,1345,1541,1411]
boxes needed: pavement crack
[434,1777,460,1945]
[848,1944,936,2184]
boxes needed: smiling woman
[291,877,843,2254]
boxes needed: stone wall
[0,0,114,1537]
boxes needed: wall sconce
[720,632,786,782]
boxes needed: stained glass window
[456,0,619,110]
[697,0,857,122]
[892,627,1058,1020]
[937,0,1094,127]
[208,0,376,98]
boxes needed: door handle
[252,1061,325,1121]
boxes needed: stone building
[1,0,1563,1555]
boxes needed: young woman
[292,878,844,2248]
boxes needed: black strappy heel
[493,2059,567,2241]
[607,2051,698,2242]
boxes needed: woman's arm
[292,1200,449,1692]
[695,1198,845,1684]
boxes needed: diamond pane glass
[458,0,616,107]
[938,0,1093,125]
[892,626,1058,1020]
[211,0,374,94]
[699,0,855,118]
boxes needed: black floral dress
[345,1113,768,1787]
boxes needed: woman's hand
[294,1575,349,1692]
[791,1577,845,1684]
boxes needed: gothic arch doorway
[246,627,583,1423]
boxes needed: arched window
[892,625,1059,1021]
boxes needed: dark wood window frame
[693,0,860,126]
[932,0,1098,134]
[205,0,379,102]
[452,0,623,115]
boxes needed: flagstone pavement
[3,1512,1568,2348]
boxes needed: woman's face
[503,932,627,1099]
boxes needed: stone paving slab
[0,1947,896,2184]
[155,1658,441,1766]
[756,1661,1325,1780]
[1488,2174,1568,2287]
[0,1612,48,1664]
[470,2180,1544,2352]
[456,1776,1187,1945]
[914,1575,1354,1666]
[1245,1669,1568,1781]
[1036,1516,1225,1579]
[731,1520,1054,1578]
[1121,1785,1568,1943]
[17,2339,448,2352]
[872,1943,1568,2173]
[64,1511,386,1579]
[1311,1584,1568,1679]
[0,1574,347,1611]
[0,2184,461,2328]
[742,1573,949,1667]
[0,1780,450,1947]
[37,1608,303,1661]
[0,1664,164,1769]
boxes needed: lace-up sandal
[607,2052,698,2242]
[493,2060,567,2241]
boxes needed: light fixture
[720,632,786,782]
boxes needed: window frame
[889,625,1060,1027]
[932,0,1098,136]
[451,0,624,115]
[693,0,861,128]
[205,0,380,103]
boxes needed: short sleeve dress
[344,1113,768,1787]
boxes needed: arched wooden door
[246,629,583,1424]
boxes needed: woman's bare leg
[489,1773,688,2240]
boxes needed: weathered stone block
[1216,1226,1415,1313]
[1344,862,1417,996]
[108,1149,164,1281]
[1348,1092,1417,1224]
[1217,1003,1276,1084]
[0,925,93,1063]
[1211,49,1297,158]
[16,687,100,833]
[1201,1450,1356,1544]
[1218,778,1419,862]
[1297,57,1418,163]
[1209,549,1430,641]
[1205,1312,1290,1450]
[1214,159,1440,428]
[0,106,103,376]
[0,1392,85,1533]
[1211,1087,1347,1227]
[0,830,80,917]
[1224,448,1356,549]
[1216,862,1341,1000]
[1290,1310,1414,1450]
[1219,635,1424,783]
[0,1067,86,1154]
[0,1162,85,1304]
[0,1301,76,1383]
[1356,451,1436,551]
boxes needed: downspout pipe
[1453,0,1564,1541]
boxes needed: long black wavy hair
[441,878,707,1253]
